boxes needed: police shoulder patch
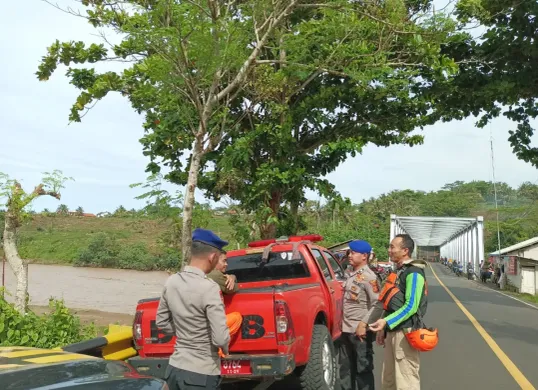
[369,279,380,293]
[354,274,365,283]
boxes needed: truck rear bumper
[127,354,295,381]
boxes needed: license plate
[221,359,252,375]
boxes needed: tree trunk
[260,191,281,239]
[181,137,204,264]
[3,212,28,313]
[290,199,299,235]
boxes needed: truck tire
[298,324,338,390]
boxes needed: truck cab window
[310,249,333,281]
[323,251,345,281]
[226,251,310,282]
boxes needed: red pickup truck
[127,235,346,389]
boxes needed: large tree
[433,0,538,167]
[0,171,72,312]
[38,0,465,250]
[38,0,309,262]
[157,1,466,238]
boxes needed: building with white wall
[490,237,538,295]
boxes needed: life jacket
[377,260,428,331]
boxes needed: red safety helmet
[405,327,439,352]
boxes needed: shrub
[154,249,182,271]
[75,232,120,268]
[75,232,181,271]
[117,242,153,270]
[0,290,97,349]
[118,244,181,271]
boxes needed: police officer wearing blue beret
[157,228,230,390]
[339,240,380,390]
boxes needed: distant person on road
[339,240,380,390]
[156,228,230,390]
[499,263,507,290]
[480,261,490,283]
[369,234,429,390]
[494,266,501,286]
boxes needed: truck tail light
[274,300,295,345]
[133,310,143,348]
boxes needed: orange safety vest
[378,271,428,311]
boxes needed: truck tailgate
[135,291,279,357]
[223,288,277,354]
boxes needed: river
[1,261,169,315]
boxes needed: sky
[1,1,537,214]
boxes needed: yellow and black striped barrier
[59,324,137,361]
[0,325,136,370]
[0,346,97,369]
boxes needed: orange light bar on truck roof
[247,234,323,248]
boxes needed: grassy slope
[5,200,536,265]
[7,215,234,264]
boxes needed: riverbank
[1,215,234,266]
[30,305,134,327]
[2,263,169,315]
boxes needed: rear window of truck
[226,251,310,282]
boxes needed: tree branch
[184,0,212,18]
[214,0,300,103]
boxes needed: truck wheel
[299,324,338,390]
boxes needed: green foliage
[437,0,538,167]
[38,0,468,243]
[0,291,96,348]
[4,214,224,265]
[75,206,84,216]
[507,291,538,304]
[195,2,466,237]
[131,173,213,249]
[300,199,390,259]
[0,170,72,228]
[75,232,180,271]
[113,205,128,218]
[299,180,538,259]
[56,204,69,215]
[227,207,257,248]
[76,232,120,268]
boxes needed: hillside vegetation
[1,180,537,269]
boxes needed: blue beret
[192,228,228,252]
[349,240,372,254]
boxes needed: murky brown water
[1,262,169,314]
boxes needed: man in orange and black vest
[369,234,428,390]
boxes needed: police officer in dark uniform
[157,228,230,390]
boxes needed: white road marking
[474,281,538,310]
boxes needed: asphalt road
[239,262,538,390]
[414,263,538,390]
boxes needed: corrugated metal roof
[490,236,538,256]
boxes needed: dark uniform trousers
[165,365,222,390]
[339,331,375,390]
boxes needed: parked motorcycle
[467,267,474,280]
